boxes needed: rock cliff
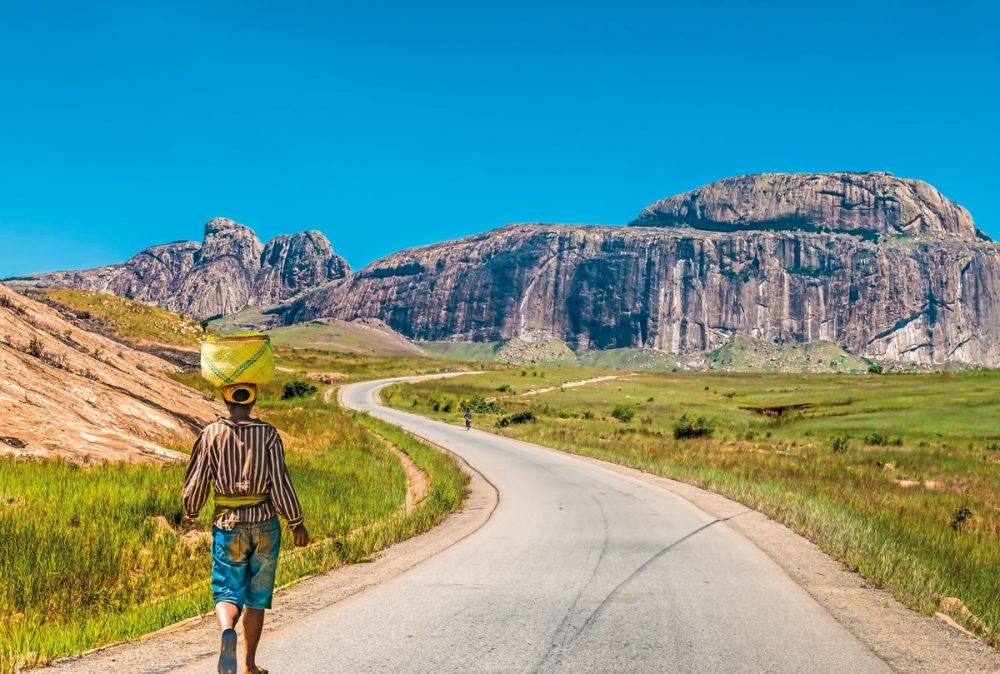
[283,173,1000,367]
[9,218,350,320]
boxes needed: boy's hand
[182,514,196,526]
[292,524,310,547]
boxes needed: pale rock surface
[0,284,222,462]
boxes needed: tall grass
[387,370,1000,648]
[0,378,468,672]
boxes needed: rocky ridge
[9,218,350,320]
[282,172,1000,367]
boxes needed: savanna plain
[384,367,1000,647]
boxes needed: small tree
[199,319,210,333]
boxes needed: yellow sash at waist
[213,492,270,522]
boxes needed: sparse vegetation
[32,289,202,348]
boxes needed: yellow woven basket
[200,333,275,387]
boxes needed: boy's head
[222,383,257,412]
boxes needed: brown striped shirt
[182,418,304,529]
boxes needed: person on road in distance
[183,382,309,674]
[465,408,472,430]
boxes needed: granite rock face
[11,218,350,319]
[285,173,1000,366]
[633,172,980,240]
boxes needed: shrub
[862,432,900,446]
[582,410,595,420]
[462,394,506,415]
[496,384,512,393]
[611,404,636,423]
[496,410,536,428]
[831,435,850,453]
[282,380,318,400]
[672,413,715,439]
[867,362,884,375]
[950,506,973,531]
[429,392,455,413]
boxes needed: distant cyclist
[464,409,472,431]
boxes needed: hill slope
[268,317,426,357]
[0,284,221,462]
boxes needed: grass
[0,355,469,672]
[384,368,1000,648]
[30,289,203,348]
[267,319,426,357]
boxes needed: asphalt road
[186,376,892,673]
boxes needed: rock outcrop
[0,284,222,462]
[282,173,1000,367]
[9,218,350,320]
[633,172,982,241]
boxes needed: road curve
[196,376,892,673]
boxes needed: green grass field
[0,355,469,672]
[384,368,1000,647]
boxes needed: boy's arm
[182,430,211,522]
[266,429,305,532]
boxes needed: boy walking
[183,382,309,674]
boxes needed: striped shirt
[182,418,304,529]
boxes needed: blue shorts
[211,518,281,610]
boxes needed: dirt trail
[520,374,630,396]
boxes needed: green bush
[282,380,318,400]
[496,410,536,428]
[831,435,850,453]
[461,394,507,415]
[611,404,636,423]
[672,413,714,439]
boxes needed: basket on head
[200,333,275,387]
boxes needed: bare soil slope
[0,284,221,462]
[268,317,426,357]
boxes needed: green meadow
[385,368,1000,647]
[0,354,469,673]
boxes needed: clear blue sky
[1,1,996,276]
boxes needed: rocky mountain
[9,218,349,320]
[281,172,1000,367]
[0,284,221,462]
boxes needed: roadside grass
[30,289,202,348]
[0,363,468,672]
[384,369,1000,647]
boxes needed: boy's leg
[216,601,241,629]
[243,518,281,673]
[242,608,265,672]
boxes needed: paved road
[189,376,891,673]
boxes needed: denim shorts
[211,517,282,610]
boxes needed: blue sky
[0,1,996,276]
